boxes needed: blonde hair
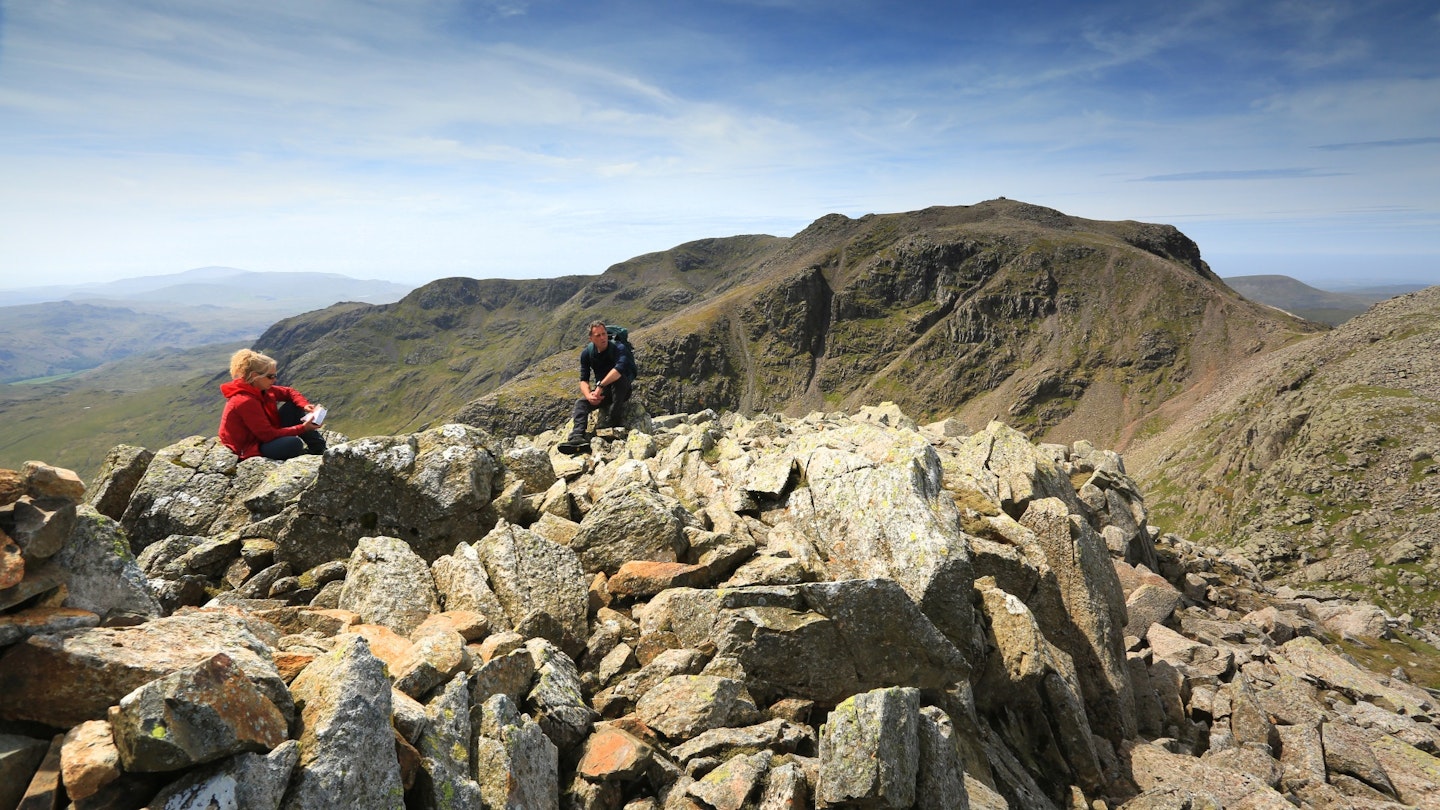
[230,349,277,383]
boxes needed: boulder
[141,740,298,810]
[109,652,287,772]
[86,445,155,520]
[687,750,771,810]
[118,437,251,552]
[338,536,440,637]
[478,519,588,655]
[281,635,404,810]
[525,637,597,756]
[474,693,559,810]
[276,425,500,570]
[569,483,695,575]
[1018,496,1134,742]
[784,421,978,658]
[635,675,763,741]
[430,540,508,622]
[639,580,967,706]
[412,673,483,810]
[0,610,292,729]
[817,686,921,808]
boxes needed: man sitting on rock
[563,320,635,450]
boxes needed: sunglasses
[260,373,278,379]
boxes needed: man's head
[587,320,609,351]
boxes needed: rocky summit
[4,404,1440,809]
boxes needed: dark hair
[587,320,607,334]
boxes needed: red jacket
[218,380,312,459]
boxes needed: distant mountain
[0,268,413,382]
[1222,274,1423,325]
[247,199,1320,453]
[0,200,1324,479]
[0,266,412,308]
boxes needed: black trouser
[569,377,632,438]
[260,402,328,460]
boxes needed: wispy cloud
[1314,136,1440,151]
[0,0,1435,287]
[1135,169,1349,182]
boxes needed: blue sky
[1,0,1437,289]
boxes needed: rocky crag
[181,199,1317,457]
[4,405,1440,809]
[1134,286,1440,626]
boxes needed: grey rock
[917,705,970,810]
[668,718,812,765]
[431,540,508,621]
[111,651,287,773]
[641,581,967,706]
[525,638,597,756]
[392,627,466,700]
[569,483,695,575]
[784,421,978,658]
[390,689,428,744]
[338,535,440,636]
[593,648,708,717]
[281,635,404,810]
[503,445,558,494]
[478,519,588,655]
[474,693,559,810]
[242,455,323,519]
[472,647,537,708]
[139,739,298,810]
[755,760,808,810]
[86,445,154,521]
[975,578,1103,794]
[817,686,921,808]
[1322,721,1397,798]
[686,750,770,810]
[276,425,500,570]
[1018,496,1134,742]
[118,437,249,552]
[1276,722,1326,793]
[636,675,763,741]
[412,674,483,810]
[53,505,162,620]
[1125,581,1182,639]
[165,536,243,579]
[1128,740,1291,808]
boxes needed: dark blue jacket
[580,341,634,382]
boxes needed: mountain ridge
[1131,285,1440,621]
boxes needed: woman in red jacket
[218,349,327,460]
